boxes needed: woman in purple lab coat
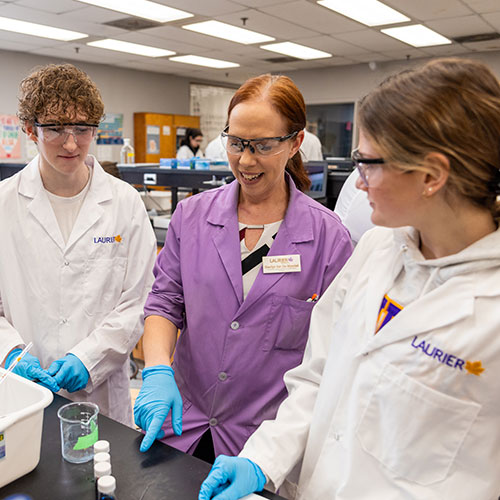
[133,74,353,462]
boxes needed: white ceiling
[1,0,500,84]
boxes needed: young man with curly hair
[0,64,156,426]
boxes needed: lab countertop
[0,395,284,500]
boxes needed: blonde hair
[18,63,104,128]
[358,58,500,221]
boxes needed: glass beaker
[57,402,99,463]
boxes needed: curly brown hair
[18,63,105,129]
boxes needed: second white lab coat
[0,155,156,425]
[176,144,204,160]
[300,130,323,162]
[241,226,500,499]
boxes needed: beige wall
[0,49,193,162]
[286,50,500,105]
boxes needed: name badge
[262,254,301,274]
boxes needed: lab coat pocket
[265,295,315,351]
[356,363,481,486]
[84,257,127,315]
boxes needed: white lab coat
[0,155,156,425]
[241,226,500,499]
[300,130,323,162]
[204,134,228,161]
[334,169,374,244]
[176,144,204,160]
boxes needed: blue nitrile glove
[134,364,183,452]
[47,353,89,393]
[5,348,60,392]
[198,455,266,500]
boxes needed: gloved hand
[134,364,183,452]
[198,455,266,500]
[5,348,60,393]
[47,353,89,393]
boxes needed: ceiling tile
[379,48,430,61]
[418,44,473,55]
[293,35,370,56]
[461,39,500,51]
[217,8,318,39]
[260,1,362,35]
[57,5,128,23]
[154,0,246,16]
[141,25,251,52]
[229,0,289,7]
[335,30,409,51]
[0,4,126,37]
[461,0,500,14]
[16,0,85,14]
[384,0,472,21]
[481,12,500,31]
[347,52,392,63]
[426,14,493,37]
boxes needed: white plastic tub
[0,368,53,487]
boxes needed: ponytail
[286,151,311,192]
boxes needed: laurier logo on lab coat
[93,234,122,244]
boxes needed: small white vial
[94,440,110,454]
[97,475,116,499]
[94,452,111,464]
[94,461,112,479]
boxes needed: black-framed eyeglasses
[34,122,98,145]
[351,148,385,186]
[221,127,299,157]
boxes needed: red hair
[227,74,310,192]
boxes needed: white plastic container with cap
[94,461,112,497]
[94,451,111,465]
[94,460,112,479]
[97,474,116,499]
[94,440,110,454]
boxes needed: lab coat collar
[206,172,314,243]
[207,173,314,311]
[18,155,113,253]
[358,227,500,355]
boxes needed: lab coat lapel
[237,178,314,315]
[65,158,112,251]
[19,156,66,251]
[238,225,300,315]
[208,181,244,305]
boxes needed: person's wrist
[248,460,266,491]
[5,348,23,368]
[142,364,174,379]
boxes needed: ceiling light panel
[76,0,193,23]
[87,39,175,57]
[0,16,87,41]
[317,0,410,26]
[260,42,332,60]
[169,55,240,69]
[381,25,452,47]
[182,20,274,45]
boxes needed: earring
[423,187,433,196]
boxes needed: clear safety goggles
[34,122,98,145]
[351,148,386,187]
[221,128,298,157]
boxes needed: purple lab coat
[144,175,352,456]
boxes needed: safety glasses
[221,128,298,157]
[351,148,386,187]
[34,122,98,145]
